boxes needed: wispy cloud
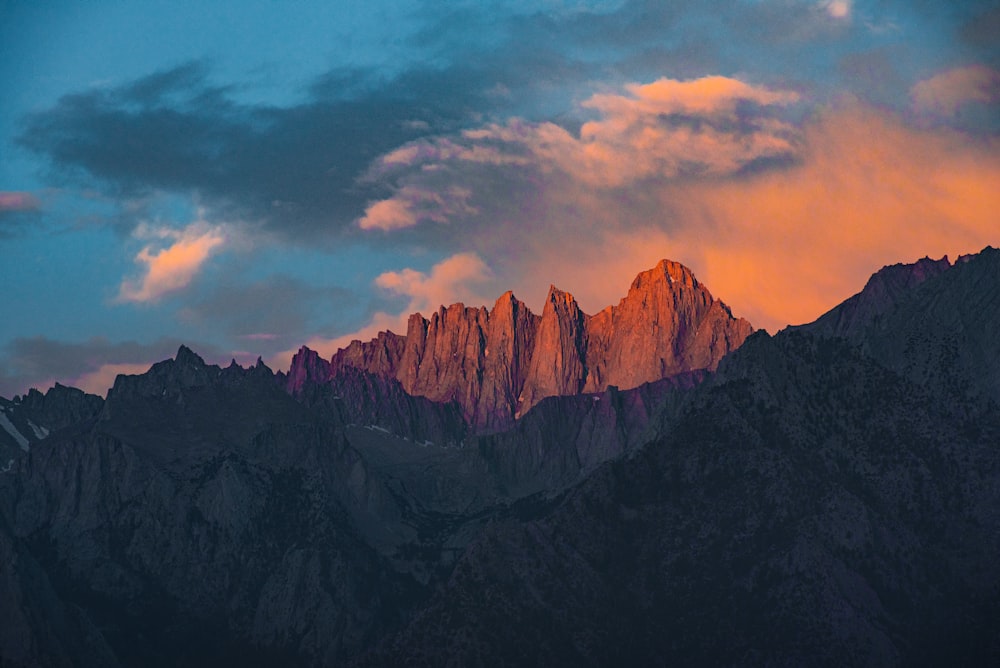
[911,65,1000,117]
[367,76,802,199]
[354,76,1000,331]
[116,221,226,303]
[0,191,40,213]
[822,1,852,20]
[358,185,477,231]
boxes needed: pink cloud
[0,191,40,212]
[363,75,802,204]
[358,185,477,231]
[117,223,225,303]
[822,1,852,20]
[911,65,1000,116]
[375,251,493,314]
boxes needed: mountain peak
[175,345,206,367]
[627,259,699,293]
[310,257,751,430]
[544,284,578,309]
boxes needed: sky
[1,0,998,398]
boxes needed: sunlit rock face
[1,248,999,667]
[291,258,752,431]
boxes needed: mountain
[1,249,999,667]
[360,248,1000,665]
[797,246,1000,407]
[0,384,104,465]
[364,330,1000,666]
[285,259,752,431]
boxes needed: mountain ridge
[285,258,752,432]
[1,247,998,666]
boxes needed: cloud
[364,75,802,209]
[358,185,477,231]
[16,61,515,244]
[177,274,354,347]
[374,252,494,314]
[823,1,852,20]
[117,222,225,303]
[0,191,42,237]
[268,252,494,368]
[0,192,39,213]
[353,75,1000,332]
[911,65,1000,117]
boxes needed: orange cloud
[358,197,417,231]
[529,76,800,187]
[644,100,1000,330]
[586,76,799,117]
[352,76,999,342]
[117,223,225,303]
[823,1,851,20]
[478,98,999,332]
[911,65,1000,116]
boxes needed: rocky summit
[1,250,999,667]
[286,259,753,432]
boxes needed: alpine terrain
[1,251,998,667]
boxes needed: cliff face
[290,259,752,431]
[3,248,1000,667]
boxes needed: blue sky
[1,0,998,397]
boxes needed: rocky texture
[798,246,1000,406]
[290,259,751,431]
[363,331,1000,667]
[0,384,103,464]
[2,248,999,667]
[802,254,952,339]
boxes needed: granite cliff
[286,259,752,431]
[1,249,998,667]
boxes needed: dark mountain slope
[2,249,998,666]
[364,331,1000,666]
[798,246,1000,406]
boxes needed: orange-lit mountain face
[2,248,999,667]
[286,259,752,431]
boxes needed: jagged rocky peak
[585,259,752,392]
[285,346,332,395]
[16,383,104,433]
[631,258,700,291]
[175,344,207,367]
[300,258,753,432]
[516,285,587,412]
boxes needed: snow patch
[0,412,29,452]
[27,420,49,440]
